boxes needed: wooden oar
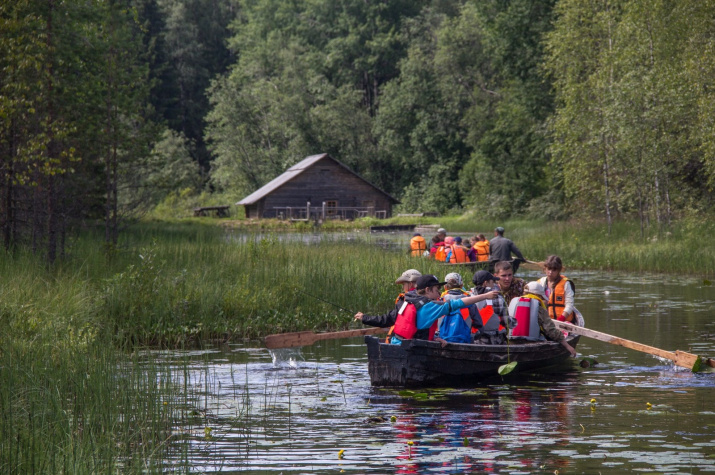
[553,320,715,372]
[265,327,389,350]
[521,259,544,271]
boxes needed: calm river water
[154,263,715,473]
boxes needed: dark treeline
[2,0,715,261]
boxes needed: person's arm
[537,306,565,342]
[510,241,525,260]
[561,281,575,320]
[354,308,398,327]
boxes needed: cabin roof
[236,153,399,205]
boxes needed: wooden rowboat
[364,333,580,387]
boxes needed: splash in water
[269,348,305,368]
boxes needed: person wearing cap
[508,281,577,357]
[437,228,447,240]
[354,269,422,329]
[537,255,576,323]
[384,274,499,345]
[494,260,527,305]
[408,233,427,257]
[433,273,475,344]
[434,236,454,262]
[470,270,512,344]
[488,226,525,273]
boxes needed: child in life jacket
[507,281,577,357]
[435,273,479,345]
[470,270,513,345]
[354,269,421,328]
[387,274,499,345]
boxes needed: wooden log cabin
[236,153,399,220]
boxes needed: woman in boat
[508,281,577,357]
[537,255,576,322]
[388,274,498,345]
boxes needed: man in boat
[408,233,427,257]
[508,281,577,357]
[537,255,576,323]
[494,260,527,305]
[488,226,525,273]
[470,270,513,344]
[354,269,421,328]
[387,274,498,345]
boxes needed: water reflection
[152,268,715,473]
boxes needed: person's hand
[354,312,364,321]
[562,340,577,357]
[483,290,499,300]
[435,337,448,348]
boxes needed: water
[155,269,715,473]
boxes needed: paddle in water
[552,320,715,372]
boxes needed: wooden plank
[265,327,388,349]
[553,320,714,371]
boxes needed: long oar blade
[553,320,714,371]
[265,327,388,350]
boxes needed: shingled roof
[236,153,399,205]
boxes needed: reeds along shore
[1,218,713,471]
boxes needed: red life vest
[509,297,543,341]
[392,302,437,341]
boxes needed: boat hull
[365,335,579,387]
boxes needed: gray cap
[395,269,422,284]
[525,281,546,299]
[495,226,505,234]
[444,272,463,286]
[437,228,446,234]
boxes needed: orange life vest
[546,276,574,322]
[409,236,427,256]
[473,241,489,262]
[434,245,448,262]
[448,245,469,263]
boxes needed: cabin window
[325,200,338,216]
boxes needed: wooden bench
[193,205,230,217]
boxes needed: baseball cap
[395,269,422,284]
[437,228,446,234]
[415,274,446,290]
[495,226,505,233]
[472,270,500,286]
[525,281,546,298]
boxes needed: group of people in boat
[354,254,578,357]
[410,226,525,270]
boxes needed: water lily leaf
[703,279,712,286]
[498,361,518,375]
[398,390,414,397]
